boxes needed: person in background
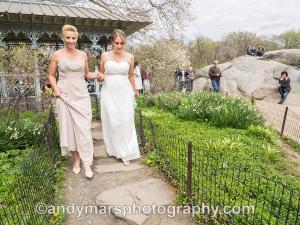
[134,61,143,94]
[246,46,253,55]
[251,46,257,56]
[140,66,145,90]
[174,67,180,91]
[177,66,189,92]
[257,45,266,56]
[278,71,291,104]
[187,66,195,92]
[143,67,151,93]
[208,60,222,92]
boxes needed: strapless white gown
[100,61,140,160]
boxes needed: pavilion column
[30,31,38,49]
[34,61,42,111]
[91,33,99,48]
[0,71,7,104]
[0,32,6,48]
[26,31,42,109]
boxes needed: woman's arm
[97,53,105,82]
[128,54,138,97]
[48,53,60,97]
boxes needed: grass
[0,109,65,224]
[282,136,300,154]
[141,107,300,186]
[139,105,300,224]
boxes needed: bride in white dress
[98,29,140,166]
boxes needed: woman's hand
[134,90,139,97]
[87,72,100,80]
[53,88,61,98]
[97,73,105,82]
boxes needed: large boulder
[262,49,300,68]
[193,51,300,106]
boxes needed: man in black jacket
[278,71,291,104]
[208,60,222,92]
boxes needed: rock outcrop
[262,49,300,68]
[193,49,300,106]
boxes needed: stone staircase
[63,121,196,225]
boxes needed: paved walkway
[63,121,196,225]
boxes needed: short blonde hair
[112,29,126,45]
[62,24,78,37]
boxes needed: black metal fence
[137,111,300,225]
[0,105,61,225]
[256,101,300,145]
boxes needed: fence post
[280,107,288,137]
[139,110,146,148]
[187,140,193,200]
[150,120,157,149]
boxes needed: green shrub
[0,111,47,152]
[140,92,264,129]
[246,125,277,144]
[92,104,100,120]
[138,108,300,225]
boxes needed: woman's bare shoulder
[102,51,111,57]
[126,52,134,59]
[51,49,63,61]
[78,50,88,58]
[126,52,134,63]
[101,51,112,61]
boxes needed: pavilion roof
[0,0,151,35]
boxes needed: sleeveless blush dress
[56,58,93,166]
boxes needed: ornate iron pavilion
[0,0,150,49]
[0,0,150,106]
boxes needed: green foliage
[142,107,282,167]
[92,104,100,120]
[278,29,300,49]
[188,37,218,68]
[0,149,30,194]
[0,110,47,152]
[0,110,65,224]
[246,125,277,144]
[187,31,282,69]
[283,136,300,154]
[139,107,300,224]
[0,44,37,75]
[140,92,264,129]
[133,39,190,91]
[143,150,160,167]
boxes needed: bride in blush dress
[97,29,140,166]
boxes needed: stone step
[91,121,101,130]
[96,178,175,225]
[94,162,145,173]
[92,131,103,141]
[93,145,108,158]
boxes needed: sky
[184,0,300,41]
